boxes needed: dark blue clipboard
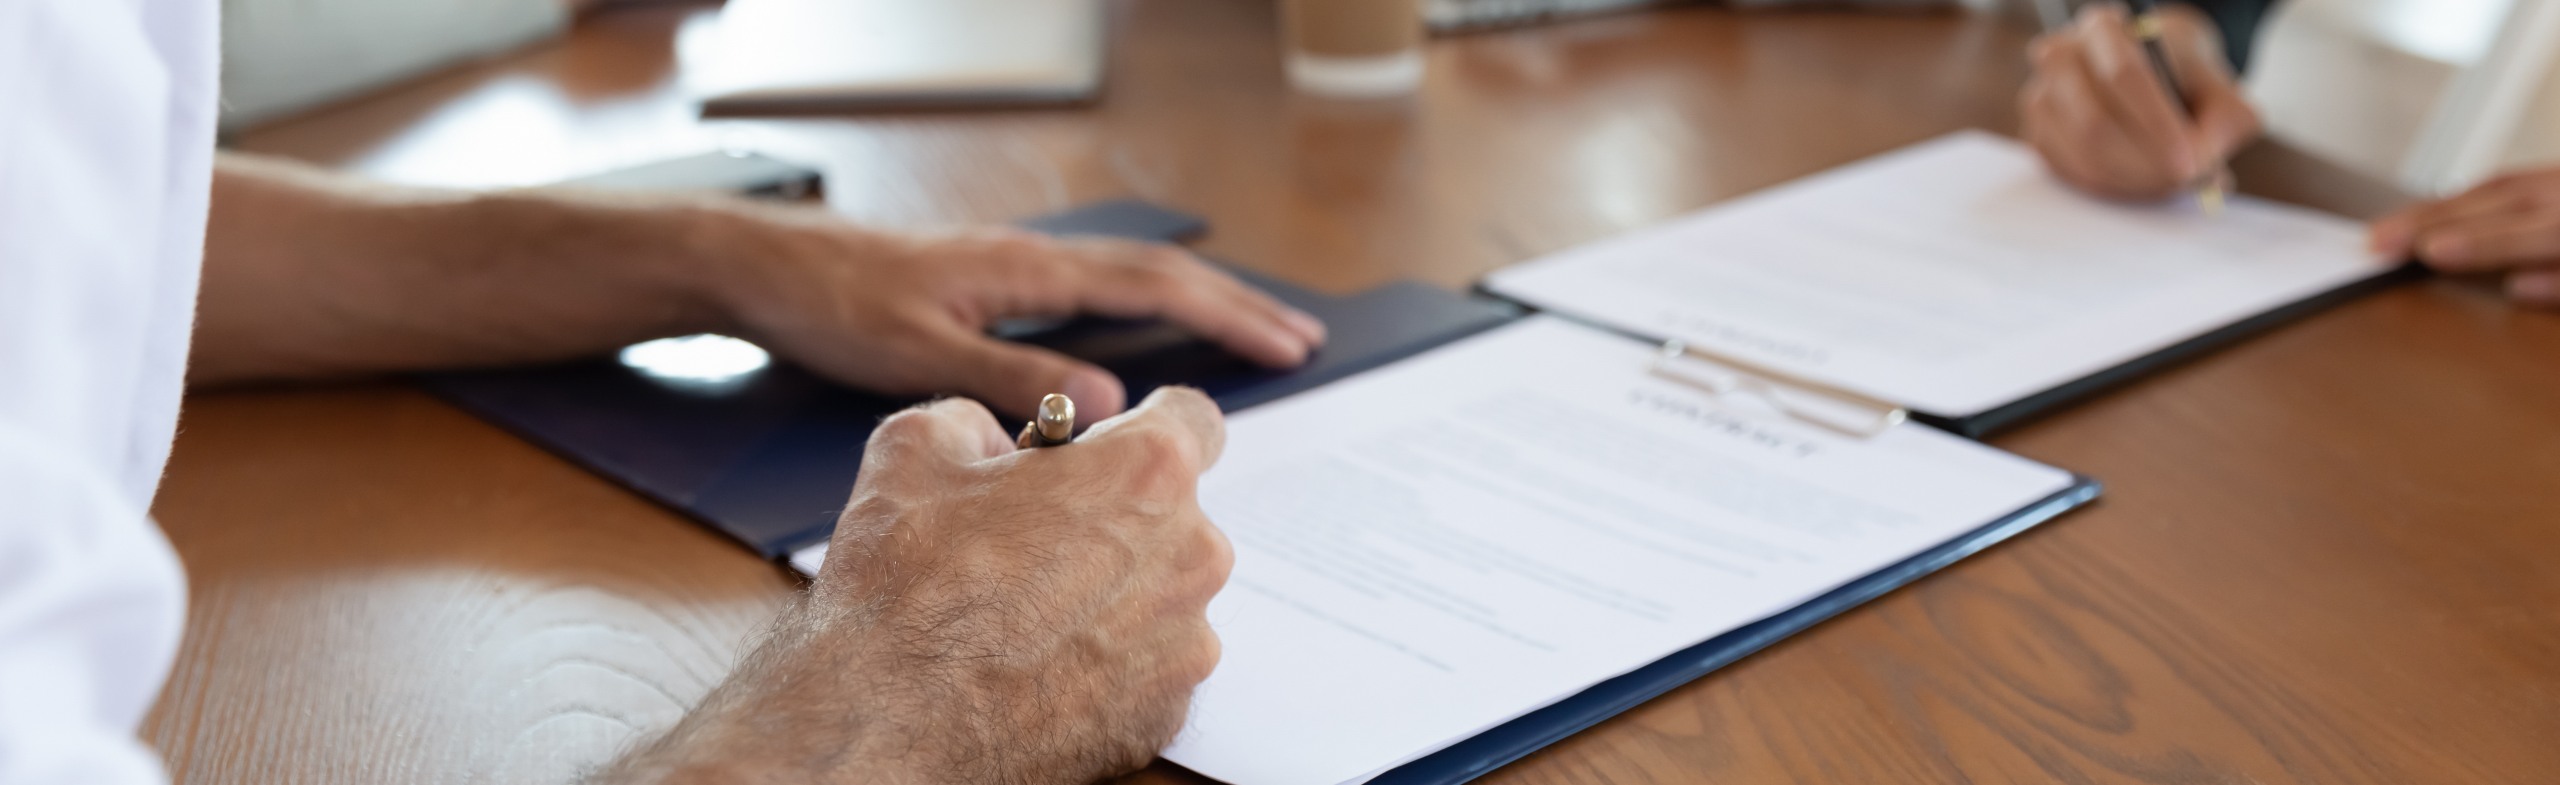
[419,200,1524,557]
[421,200,2103,785]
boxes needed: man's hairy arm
[194,153,1324,419]
[196,153,736,382]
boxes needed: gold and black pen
[1016,393,1076,449]
[2125,0,2228,214]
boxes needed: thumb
[929,327,1132,422]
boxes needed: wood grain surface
[154,1,2560,783]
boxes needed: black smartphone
[557,150,824,199]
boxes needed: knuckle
[1125,427,1203,481]
[1119,261,1189,298]
[1136,244,1197,271]
[1202,523,1236,577]
[984,230,1057,266]
[1197,628,1225,673]
[2034,38,2084,72]
[1181,627,1224,683]
[868,407,943,450]
[1152,384,1216,413]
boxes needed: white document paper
[1484,130,2393,419]
[1163,317,2078,785]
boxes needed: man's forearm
[196,151,1325,416]
[194,154,770,384]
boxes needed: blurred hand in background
[2019,3,2261,201]
[2372,168,2560,307]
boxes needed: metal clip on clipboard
[1647,340,1909,439]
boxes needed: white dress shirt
[0,0,217,783]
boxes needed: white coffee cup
[1282,0,1425,98]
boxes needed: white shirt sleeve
[0,0,211,780]
[0,424,187,785]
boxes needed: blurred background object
[687,0,1108,114]
[1426,0,1687,31]
[1284,0,1427,96]
[221,0,569,130]
[1427,0,1961,32]
[2246,0,2560,195]
[216,0,2560,200]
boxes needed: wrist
[594,607,945,785]
[617,199,762,339]
[647,199,901,341]
[444,190,744,340]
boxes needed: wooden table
[156,2,2560,783]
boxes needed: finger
[2047,57,2185,200]
[2024,31,2187,200]
[2369,208,2422,258]
[2507,268,2560,307]
[2410,211,2560,271]
[2064,65,2183,199]
[924,323,1135,421]
[2182,78,2259,167]
[866,397,1013,467]
[2161,22,2260,166]
[1121,242,1329,349]
[2398,184,2536,241]
[2024,48,2128,195]
[1081,386,1228,474]
[1212,271,1330,348]
[2375,187,2522,259]
[2075,5,2199,179]
[1064,240,1321,368]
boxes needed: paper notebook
[1484,131,2405,436]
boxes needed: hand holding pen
[2018,2,2261,204]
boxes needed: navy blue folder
[421,201,1524,557]
[422,200,2099,785]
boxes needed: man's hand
[2019,4,2260,201]
[599,387,1234,785]
[2370,168,2560,307]
[193,154,1323,419]
[694,212,1326,420]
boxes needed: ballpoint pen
[2125,0,2229,214]
[1016,393,1077,449]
